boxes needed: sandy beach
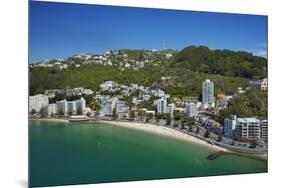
[98,120,230,152]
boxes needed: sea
[29,120,267,187]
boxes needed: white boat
[69,115,89,122]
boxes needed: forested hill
[29,45,267,96]
[174,46,267,80]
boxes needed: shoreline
[99,120,268,160]
[98,120,230,153]
[29,118,268,160]
[29,118,69,123]
[30,118,229,152]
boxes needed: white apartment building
[202,79,214,109]
[56,99,68,114]
[76,97,86,115]
[235,118,261,141]
[186,102,198,117]
[260,120,268,141]
[116,101,127,114]
[67,101,77,114]
[47,104,57,115]
[167,103,176,117]
[104,98,118,116]
[105,101,114,116]
[29,94,49,112]
[156,97,167,114]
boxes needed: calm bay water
[29,120,267,187]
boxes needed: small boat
[69,115,90,122]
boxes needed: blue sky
[29,1,267,63]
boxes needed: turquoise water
[29,120,267,187]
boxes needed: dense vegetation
[218,88,268,122]
[175,46,267,79]
[29,63,247,97]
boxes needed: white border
[1,0,281,188]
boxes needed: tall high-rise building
[157,97,167,114]
[202,79,214,109]
[76,97,86,115]
[29,94,49,112]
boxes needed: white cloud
[254,50,267,58]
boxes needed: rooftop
[237,118,260,123]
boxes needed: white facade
[67,101,77,114]
[82,89,94,95]
[105,101,113,115]
[132,97,139,105]
[224,115,237,138]
[255,78,268,91]
[116,101,130,119]
[260,120,268,141]
[165,53,173,59]
[104,98,118,116]
[167,103,176,117]
[56,100,68,114]
[186,103,198,117]
[76,97,86,115]
[116,101,128,114]
[235,118,261,140]
[100,81,118,91]
[202,79,214,109]
[47,104,57,115]
[156,97,167,114]
[29,94,49,112]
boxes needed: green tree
[217,134,223,142]
[188,124,193,132]
[173,123,178,128]
[145,117,149,123]
[166,114,171,125]
[250,139,259,148]
[187,117,195,125]
[156,114,160,122]
[146,113,153,121]
[204,130,210,138]
[196,127,200,135]
[174,112,184,121]
[112,108,117,118]
[39,107,46,117]
[130,110,135,120]
[30,109,36,115]
[180,120,185,129]
[58,108,64,117]
[77,107,82,115]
